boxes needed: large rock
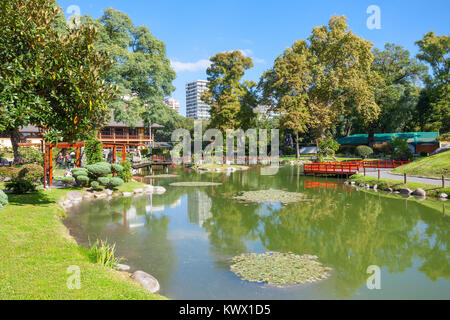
[131,271,160,293]
[411,188,426,197]
[134,188,144,194]
[105,189,113,196]
[439,193,448,199]
[122,192,133,197]
[116,264,131,272]
[94,193,107,199]
[398,188,412,195]
[66,191,83,201]
[154,186,166,194]
[384,188,393,193]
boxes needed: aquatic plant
[230,252,331,287]
[88,239,123,268]
[232,190,308,204]
[170,182,222,187]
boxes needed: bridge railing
[304,160,411,174]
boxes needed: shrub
[90,181,100,190]
[317,138,340,160]
[355,145,374,159]
[18,164,44,182]
[98,177,111,186]
[420,151,429,157]
[85,136,104,165]
[60,176,75,186]
[0,190,8,209]
[75,175,89,187]
[108,177,124,188]
[0,167,20,180]
[391,137,413,161]
[152,147,164,156]
[5,179,36,194]
[86,162,112,178]
[71,168,88,177]
[141,147,150,157]
[19,147,43,165]
[120,162,132,183]
[111,164,124,173]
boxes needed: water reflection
[64,166,450,299]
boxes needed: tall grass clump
[88,239,123,268]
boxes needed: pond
[64,166,450,300]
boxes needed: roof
[106,118,146,128]
[337,132,439,145]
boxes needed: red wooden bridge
[303,160,410,176]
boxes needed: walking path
[363,169,449,186]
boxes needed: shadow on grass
[5,187,82,206]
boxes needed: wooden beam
[49,145,53,187]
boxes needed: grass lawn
[0,183,165,300]
[349,174,450,199]
[391,151,450,179]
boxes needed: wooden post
[378,169,380,181]
[364,167,366,176]
[76,147,80,168]
[443,175,445,188]
[43,143,47,188]
[112,146,116,164]
[404,173,407,184]
[49,145,53,187]
[122,146,126,163]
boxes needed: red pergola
[43,142,127,187]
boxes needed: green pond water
[64,166,450,300]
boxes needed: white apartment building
[164,97,180,114]
[186,80,210,120]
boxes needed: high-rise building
[186,80,210,120]
[164,97,180,114]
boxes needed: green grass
[0,185,165,300]
[349,174,450,198]
[391,151,450,179]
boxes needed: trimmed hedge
[109,177,124,188]
[75,175,89,187]
[86,162,112,178]
[60,176,75,185]
[112,164,124,173]
[18,164,44,182]
[98,177,111,186]
[355,146,374,159]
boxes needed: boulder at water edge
[411,188,426,197]
[399,188,412,195]
[66,191,83,201]
[131,271,160,293]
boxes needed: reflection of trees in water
[259,190,449,298]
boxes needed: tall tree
[261,16,380,151]
[82,9,176,128]
[0,0,116,164]
[260,41,311,158]
[353,43,427,144]
[415,32,449,133]
[201,51,257,132]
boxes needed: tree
[353,43,427,145]
[0,0,116,164]
[82,9,176,128]
[415,32,449,133]
[261,16,380,154]
[260,40,311,158]
[201,51,257,132]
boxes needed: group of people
[56,151,76,169]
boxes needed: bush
[0,190,8,209]
[86,162,111,178]
[120,162,132,183]
[420,151,429,157]
[108,177,124,188]
[98,177,111,186]
[85,136,104,165]
[19,147,43,165]
[355,145,374,159]
[141,147,150,157]
[75,175,89,187]
[391,137,413,161]
[317,138,340,160]
[60,176,75,186]
[5,179,36,194]
[88,239,123,268]
[111,164,124,173]
[0,167,20,180]
[71,168,88,176]
[152,147,164,156]
[90,181,101,190]
[18,164,44,182]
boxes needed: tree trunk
[10,129,24,165]
[295,133,300,159]
[368,130,375,148]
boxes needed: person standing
[65,153,71,169]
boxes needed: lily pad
[232,190,308,204]
[230,252,331,287]
[169,182,222,187]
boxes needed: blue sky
[57,0,449,116]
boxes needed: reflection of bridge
[132,156,174,173]
[303,160,410,177]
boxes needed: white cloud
[170,59,212,72]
